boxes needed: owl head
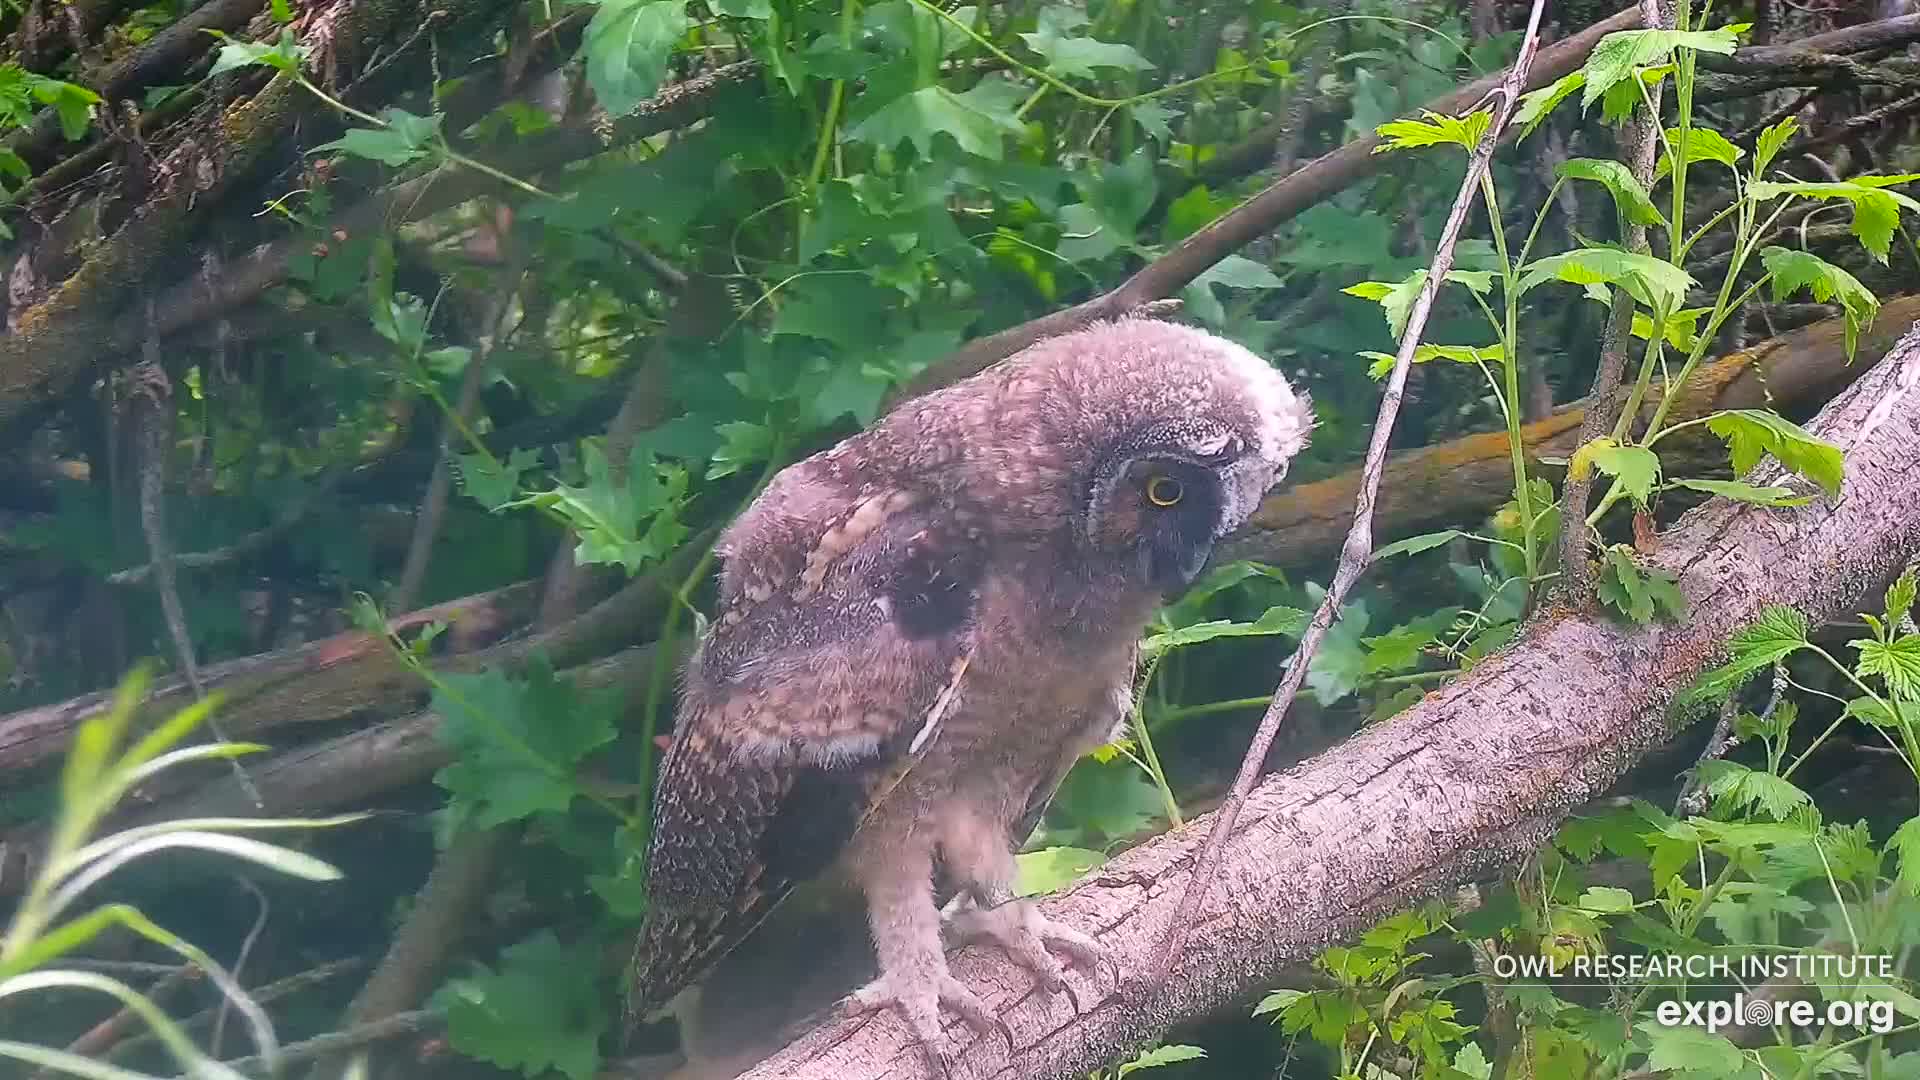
[977,318,1313,596]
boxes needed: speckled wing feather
[628,462,984,1018]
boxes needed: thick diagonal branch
[739,321,1920,1080]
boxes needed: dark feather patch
[889,528,982,640]
[760,762,879,885]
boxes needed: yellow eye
[1145,475,1184,508]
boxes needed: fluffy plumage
[630,318,1312,1067]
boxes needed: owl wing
[629,477,984,1017]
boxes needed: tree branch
[739,316,1920,1080]
[1557,0,1667,605]
[1225,294,1917,570]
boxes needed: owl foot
[847,965,1012,1078]
[948,899,1110,1009]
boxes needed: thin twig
[198,1009,443,1077]
[1557,0,1669,603]
[104,957,370,1063]
[106,472,343,586]
[133,298,261,806]
[390,245,531,613]
[45,964,199,1073]
[1144,0,1553,990]
[212,876,271,1058]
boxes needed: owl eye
[1144,475,1184,508]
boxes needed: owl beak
[1143,533,1214,596]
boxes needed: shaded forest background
[0,0,1918,1075]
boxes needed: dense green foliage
[0,0,1917,1074]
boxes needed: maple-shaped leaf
[437,931,610,1080]
[432,656,621,828]
[847,79,1025,160]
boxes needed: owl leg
[847,843,1011,1076]
[937,817,1111,1003]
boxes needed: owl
[629,317,1313,1073]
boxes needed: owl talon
[950,899,1108,1007]
[847,967,1011,1075]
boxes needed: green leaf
[1252,987,1304,1018]
[710,0,771,16]
[208,28,309,77]
[847,81,1025,160]
[1629,306,1710,351]
[432,657,622,828]
[438,931,609,1080]
[1514,70,1584,139]
[1371,530,1465,562]
[1691,606,1809,696]
[1667,478,1811,507]
[1853,637,1920,700]
[1752,116,1798,175]
[1598,546,1686,623]
[1117,1044,1208,1075]
[583,0,690,117]
[1748,176,1920,263]
[1343,269,1483,338]
[1758,246,1880,361]
[1517,248,1695,312]
[1581,27,1740,109]
[1127,101,1177,141]
[1885,566,1917,630]
[456,447,541,511]
[313,108,442,167]
[26,74,100,141]
[1358,342,1505,379]
[1639,1022,1747,1079]
[1189,254,1283,291]
[1373,108,1491,153]
[1048,759,1167,841]
[1183,254,1281,322]
[1560,158,1665,226]
[1891,816,1920,895]
[1140,604,1307,655]
[1698,760,1812,821]
[506,442,689,571]
[1589,443,1661,506]
[1013,846,1106,896]
[1453,1041,1494,1080]
[1018,24,1155,79]
[1655,125,1743,176]
[1705,408,1844,494]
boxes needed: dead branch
[3,0,266,171]
[889,6,1648,407]
[738,317,1920,1080]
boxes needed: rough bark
[739,318,1920,1080]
